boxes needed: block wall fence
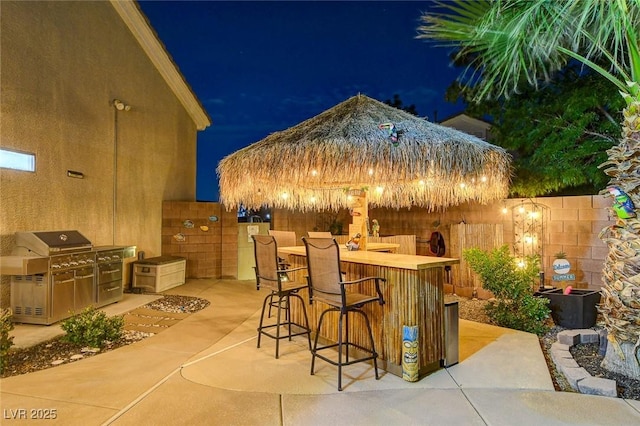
[161,201,238,279]
[272,195,615,294]
[164,195,615,294]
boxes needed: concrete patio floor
[2,278,640,425]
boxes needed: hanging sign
[552,258,575,281]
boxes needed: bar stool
[302,237,385,391]
[253,234,311,359]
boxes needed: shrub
[60,306,124,348]
[463,245,551,335]
[0,308,15,374]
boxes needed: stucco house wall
[440,113,492,141]
[0,1,209,307]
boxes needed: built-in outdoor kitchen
[1,231,135,325]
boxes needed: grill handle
[76,274,95,279]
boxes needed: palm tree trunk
[599,94,640,379]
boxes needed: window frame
[0,148,36,172]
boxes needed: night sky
[138,1,465,201]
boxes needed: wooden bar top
[357,242,399,252]
[279,246,459,270]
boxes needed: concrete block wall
[158,196,613,286]
[272,195,615,292]
[544,196,612,290]
[161,201,237,279]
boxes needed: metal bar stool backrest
[302,237,344,302]
[252,234,280,289]
[268,230,297,248]
[307,231,333,238]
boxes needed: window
[0,148,35,172]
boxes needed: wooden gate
[449,223,503,298]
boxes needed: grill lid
[15,230,92,256]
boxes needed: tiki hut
[217,94,511,212]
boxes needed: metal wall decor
[512,200,549,267]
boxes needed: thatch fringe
[218,95,511,212]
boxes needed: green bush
[60,306,124,348]
[0,308,15,374]
[463,245,551,335]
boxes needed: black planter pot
[537,288,601,329]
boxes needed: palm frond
[416,0,640,100]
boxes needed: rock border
[550,329,617,397]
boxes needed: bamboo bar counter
[278,246,459,379]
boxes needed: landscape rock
[578,376,617,397]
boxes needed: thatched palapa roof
[217,94,511,212]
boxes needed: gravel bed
[538,325,640,401]
[2,295,209,378]
[143,294,210,313]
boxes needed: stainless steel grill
[15,230,92,256]
[10,230,126,325]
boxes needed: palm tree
[417,0,640,378]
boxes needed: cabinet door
[75,267,95,310]
[51,271,74,322]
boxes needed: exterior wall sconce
[113,99,131,111]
